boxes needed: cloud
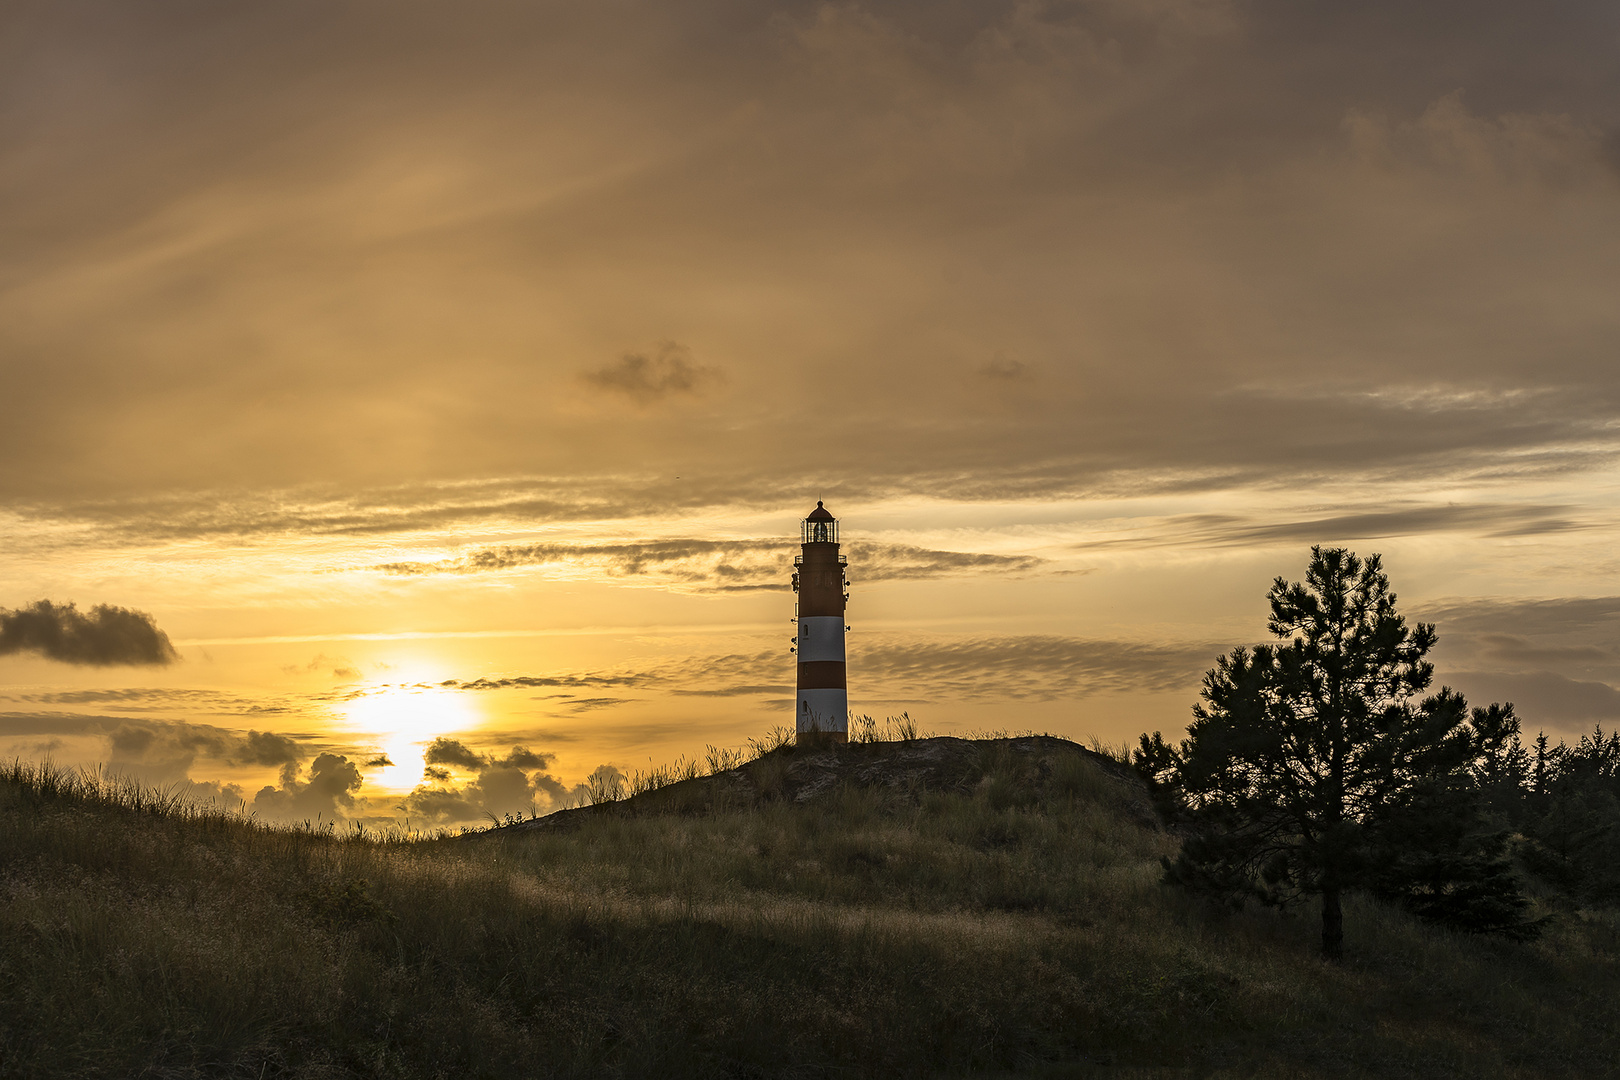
[979,355,1031,382]
[443,674,652,692]
[1422,597,1620,678]
[852,635,1219,700]
[422,736,486,771]
[281,653,361,679]
[366,537,1043,590]
[102,719,230,785]
[429,632,1217,706]
[237,729,303,768]
[422,736,556,775]
[1443,670,1620,731]
[0,601,178,666]
[558,697,634,713]
[251,753,364,821]
[1470,634,1618,670]
[582,342,719,405]
[402,737,570,824]
[0,711,337,790]
[1071,503,1597,553]
[667,636,1219,702]
[496,746,551,770]
[0,1,1614,514]
[1420,596,1620,640]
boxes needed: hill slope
[1,741,1616,1079]
[494,735,1159,834]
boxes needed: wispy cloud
[423,633,1217,705]
[5,687,301,717]
[365,538,1044,590]
[1072,503,1598,552]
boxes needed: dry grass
[1,754,1616,1079]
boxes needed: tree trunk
[1321,884,1344,960]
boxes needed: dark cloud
[582,342,719,405]
[251,753,364,821]
[0,601,178,666]
[422,736,556,774]
[403,739,569,824]
[237,729,303,768]
[364,754,393,768]
[422,736,485,772]
[495,747,551,770]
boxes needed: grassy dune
[1,744,1616,1079]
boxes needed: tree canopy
[1137,547,1534,958]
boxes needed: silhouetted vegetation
[1479,717,1620,908]
[3,738,1617,1079]
[1138,546,1618,962]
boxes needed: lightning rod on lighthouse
[791,501,849,745]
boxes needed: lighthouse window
[812,521,830,542]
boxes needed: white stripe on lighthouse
[798,688,848,732]
[796,617,845,662]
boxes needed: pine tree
[1136,547,1534,958]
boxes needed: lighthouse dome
[806,501,835,522]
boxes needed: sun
[342,683,480,793]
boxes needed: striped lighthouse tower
[791,501,849,745]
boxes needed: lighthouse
[791,501,849,745]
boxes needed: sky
[3,0,1619,828]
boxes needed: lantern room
[802,501,838,544]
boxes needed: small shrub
[704,744,744,774]
[748,725,795,757]
[583,766,625,805]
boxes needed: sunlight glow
[342,682,481,793]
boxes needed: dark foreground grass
[1,751,1616,1079]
